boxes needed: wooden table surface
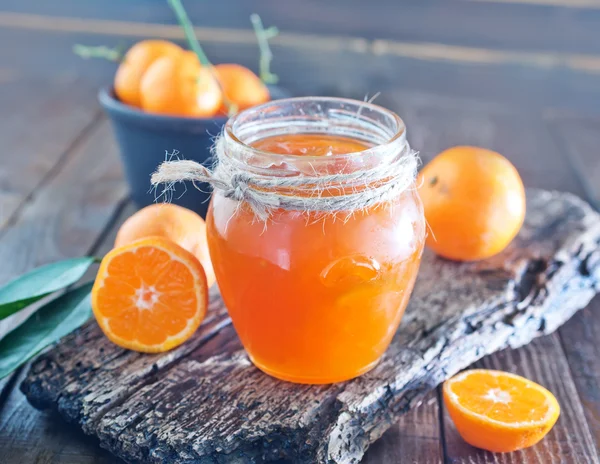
[0,1,599,463]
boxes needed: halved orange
[443,369,560,453]
[91,237,208,353]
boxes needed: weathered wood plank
[2,26,600,117]
[0,119,125,340]
[0,77,100,231]
[0,201,134,464]
[362,392,442,464]
[0,77,101,341]
[399,95,600,463]
[442,334,600,463]
[559,297,600,457]
[0,368,120,464]
[547,113,600,455]
[20,189,600,464]
[0,77,104,456]
[3,0,600,55]
[545,112,600,211]
[384,95,586,196]
[0,117,128,462]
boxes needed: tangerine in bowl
[100,84,289,218]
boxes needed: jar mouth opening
[223,96,406,165]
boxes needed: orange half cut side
[91,237,208,353]
[443,369,560,453]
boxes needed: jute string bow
[151,135,419,221]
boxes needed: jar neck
[221,97,409,179]
[150,97,418,221]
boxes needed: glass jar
[206,97,425,384]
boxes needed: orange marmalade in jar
[206,97,425,384]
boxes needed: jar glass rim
[223,96,407,164]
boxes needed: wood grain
[362,392,442,464]
[0,78,99,231]
[0,78,106,458]
[0,119,125,340]
[559,297,600,457]
[0,201,134,464]
[545,112,600,210]
[442,334,600,463]
[20,190,600,463]
[2,25,600,117]
[0,368,119,464]
[547,112,600,456]
[0,2,599,461]
[3,0,600,55]
[388,98,586,195]
[0,117,128,462]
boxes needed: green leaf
[0,257,96,320]
[0,282,94,379]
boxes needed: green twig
[166,0,211,66]
[73,44,123,62]
[167,0,236,115]
[250,14,279,84]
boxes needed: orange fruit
[114,40,183,107]
[443,369,560,453]
[140,51,222,117]
[215,63,270,113]
[114,203,216,287]
[92,237,208,352]
[418,146,526,261]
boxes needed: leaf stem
[166,0,211,66]
[73,44,123,62]
[167,0,236,115]
[250,14,279,85]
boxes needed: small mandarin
[443,369,560,453]
[140,51,222,117]
[418,146,526,261]
[114,40,183,107]
[215,63,270,113]
[115,203,216,287]
[92,237,208,353]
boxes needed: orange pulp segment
[443,369,560,453]
[91,237,208,353]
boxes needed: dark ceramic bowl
[99,86,289,218]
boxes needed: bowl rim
[98,86,229,125]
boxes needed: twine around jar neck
[151,134,419,221]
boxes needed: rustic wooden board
[19,189,600,464]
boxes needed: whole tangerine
[215,63,270,113]
[418,146,526,261]
[114,40,183,107]
[115,203,216,287]
[140,51,222,117]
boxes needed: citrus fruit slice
[92,237,208,353]
[443,369,560,453]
